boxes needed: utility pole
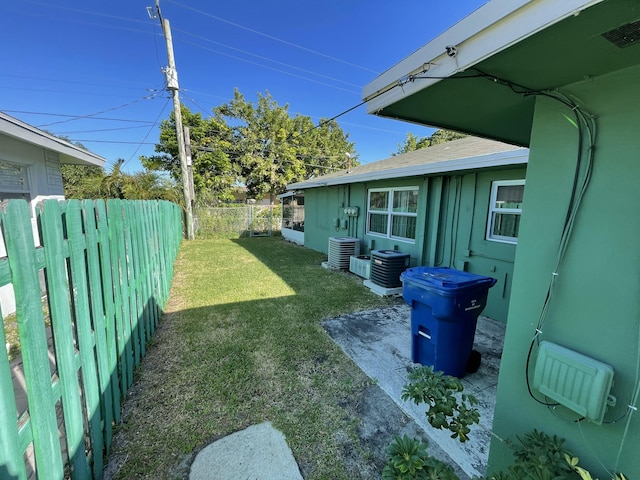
[155,0,194,240]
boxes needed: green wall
[301,166,526,323]
[489,65,640,476]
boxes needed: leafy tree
[142,105,237,204]
[122,170,181,202]
[394,129,468,155]
[393,132,431,155]
[215,89,356,202]
[144,90,356,205]
[61,164,105,199]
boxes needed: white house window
[367,187,418,242]
[486,180,525,244]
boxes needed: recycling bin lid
[400,266,496,291]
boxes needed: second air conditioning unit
[328,236,360,270]
[370,249,410,288]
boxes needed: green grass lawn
[106,236,398,479]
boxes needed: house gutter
[362,0,604,114]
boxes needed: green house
[286,136,527,323]
[363,0,640,477]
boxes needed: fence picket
[64,200,105,478]
[38,199,91,479]
[2,200,64,479]
[81,199,115,456]
[0,308,27,479]
[95,200,121,424]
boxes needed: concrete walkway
[323,303,505,479]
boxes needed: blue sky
[1,0,487,173]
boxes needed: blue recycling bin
[400,266,497,378]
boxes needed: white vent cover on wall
[533,341,614,424]
[328,237,360,270]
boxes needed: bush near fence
[0,198,182,480]
[195,205,282,239]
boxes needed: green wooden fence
[0,198,182,480]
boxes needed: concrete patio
[323,302,506,479]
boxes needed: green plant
[565,455,628,480]
[382,435,458,480]
[401,365,480,442]
[486,429,579,480]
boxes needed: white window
[486,180,525,244]
[367,187,418,242]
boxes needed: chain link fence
[195,205,282,239]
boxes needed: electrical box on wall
[344,206,359,217]
[332,218,339,228]
[533,341,614,424]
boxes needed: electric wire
[174,28,363,90]
[18,0,149,26]
[0,85,149,99]
[36,92,162,128]
[122,96,172,169]
[0,73,150,92]
[472,65,640,479]
[55,125,153,134]
[1,110,157,124]
[613,314,640,471]
[175,37,360,96]
[577,419,615,478]
[166,0,379,75]
[467,70,599,407]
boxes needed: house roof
[363,0,640,146]
[0,112,106,167]
[287,136,527,190]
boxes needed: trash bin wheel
[466,349,481,374]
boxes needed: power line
[0,73,152,92]
[176,37,360,95]
[1,110,158,124]
[67,140,157,145]
[173,28,363,90]
[0,85,154,99]
[123,96,172,168]
[19,0,149,26]
[166,0,379,74]
[36,92,163,127]
[55,125,154,134]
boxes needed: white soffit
[363,0,604,114]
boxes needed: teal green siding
[301,166,526,323]
[489,65,640,477]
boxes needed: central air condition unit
[328,237,360,270]
[349,255,371,279]
[370,249,410,288]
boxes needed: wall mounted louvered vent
[533,341,614,424]
[327,237,360,270]
[602,19,640,48]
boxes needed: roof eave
[0,113,106,167]
[363,0,604,115]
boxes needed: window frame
[486,179,525,245]
[366,186,418,243]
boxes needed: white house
[0,112,106,315]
